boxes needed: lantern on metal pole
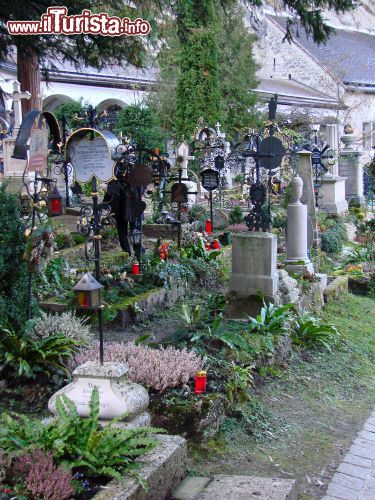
[74,272,104,363]
[47,186,63,216]
[130,227,142,272]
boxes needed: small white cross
[177,141,195,177]
[12,80,31,137]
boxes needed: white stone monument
[320,124,348,214]
[177,141,197,205]
[285,175,314,274]
[3,81,32,178]
[296,149,318,242]
[48,361,151,427]
[338,127,364,203]
[229,232,279,298]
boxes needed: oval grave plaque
[69,137,115,182]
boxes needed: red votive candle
[195,371,207,394]
[131,262,140,275]
[212,239,220,249]
[205,219,212,234]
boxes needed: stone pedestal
[3,137,26,177]
[338,132,364,203]
[320,175,348,214]
[229,232,279,297]
[226,232,279,318]
[48,361,150,426]
[285,175,314,274]
[296,150,318,241]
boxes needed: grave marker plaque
[201,168,219,191]
[69,137,115,182]
[171,182,188,203]
[27,128,49,172]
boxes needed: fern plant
[247,302,295,336]
[291,314,338,351]
[244,302,295,356]
[0,387,162,481]
[190,314,254,353]
[0,327,80,379]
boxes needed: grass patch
[189,293,375,498]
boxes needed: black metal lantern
[130,228,142,246]
[47,186,63,216]
[74,272,103,310]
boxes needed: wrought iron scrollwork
[77,200,113,262]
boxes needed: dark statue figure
[104,162,146,256]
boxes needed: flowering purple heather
[11,449,73,500]
[72,342,204,391]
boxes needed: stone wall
[249,14,339,97]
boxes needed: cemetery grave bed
[187,293,375,499]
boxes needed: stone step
[172,475,296,500]
[94,434,186,500]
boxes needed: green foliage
[291,313,338,351]
[180,237,220,261]
[247,302,295,336]
[144,260,195,289]
[344,245,374,265]
[320,228,343,254]
[216,3,259,138]
[54,99,86,130]
[71,233,86,245]
[2,1,156,76]
[115,104,166,149]
[188,203,208,223]
[0,387,162,481]
[35,257,72,298]
[181,303,202,327]
[228,206,244,225]
[271,211,287,230]
[225,364,254,408]
[176,26,221,138]
[190,314,255,353]
[0,183,31,329]
[153,2,259,139]
[0,327,79,380]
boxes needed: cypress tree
[175,0,221,139]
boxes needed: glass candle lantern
[74,272,103,310]
[47,187,63,216]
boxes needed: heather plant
[73,342,204,391]
[228,223,247,233]
[10,449,74,500]
[29,310,93,344]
